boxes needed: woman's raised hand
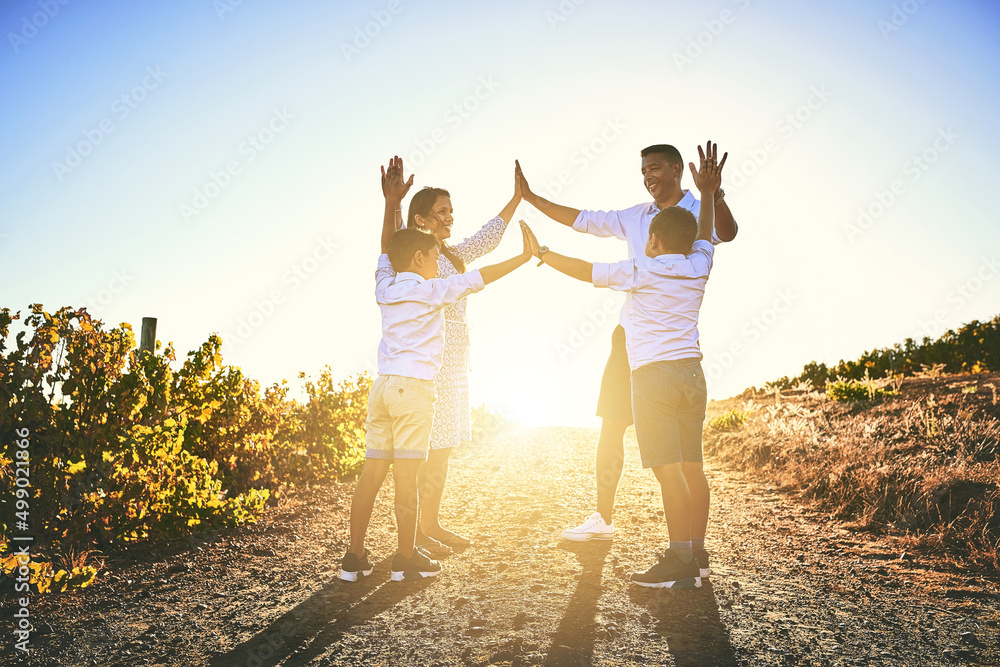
[381,155,414,203]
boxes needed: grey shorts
[631,358,707,468]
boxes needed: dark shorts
[631,358,707,468]
[596,325,634,425]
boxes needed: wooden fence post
[140,317,157,352]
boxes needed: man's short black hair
[640,144,683,165]
[388,227,437,272]
[649,206,697,253]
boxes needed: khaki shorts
[631,358,707,468]
[365,375,436,461]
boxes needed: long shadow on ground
[629,579,738,667]
[208,556,435,667]
[543,540,612,666]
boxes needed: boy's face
[413,244,440,280]
[645,232,661,258]
[641,154,682,203]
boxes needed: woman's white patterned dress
[430,215,509,449]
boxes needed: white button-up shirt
[572,190,722,260]
[592,240,714,371]
[374,255,485,380]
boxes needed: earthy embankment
[3,393,1000,665]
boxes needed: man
[515,144,737,570]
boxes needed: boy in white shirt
[521,142,726,588]
[341,163,533,582]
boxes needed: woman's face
[415,195,453,242]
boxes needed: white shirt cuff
[592,262,611,288]
[467,269,486,291]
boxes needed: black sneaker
[339,549,373,582]
[390,550,441,581]
[695,548,712,579]
[630,550,702,589]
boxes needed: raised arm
[520,221,593,284]
[380,155,414,253]
[688,141,726,243]
[516,160,581,227]
[714,190,738,242]
[477,222,534,285]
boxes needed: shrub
[1,305,370,592]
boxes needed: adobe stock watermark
[705,288,797,381]
[179,108,294,223]
[214,0,246,20]
[878,0,931,39]
[555,296,619,361]
[545,0,589,29]
[51,66,168,182]
[226,235,339,347]
[917,256,999,339]
[843,126,958,242]
[83,269,134,313]
[407,76,501,168]
[673,0,751,73]
[340,0,403,62]
[530,117,628,201]
[7,0,71,54]
[725,84,833,195]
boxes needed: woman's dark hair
[407,187,466,273]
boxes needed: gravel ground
[3,426,999,666]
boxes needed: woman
[381,156,521,555]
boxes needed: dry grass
[705,372,1000,570]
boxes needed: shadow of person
[543,540,612,666]
[208,556,436,667]
[628,579,738,667]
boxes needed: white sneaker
[560,512,614,541]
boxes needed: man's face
[641,154,681,202]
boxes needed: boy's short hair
[649,207,697,253]
[640,144,683,165]
[388,227,438,272]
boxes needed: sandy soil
[3,426,999,666]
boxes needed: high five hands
[519,220,540,262]
[688,141,727,195]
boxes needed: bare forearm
[697,190,717,242]
[714,199,738,241]
[540,251,593,283]
[526,192,581,227]
[479,253,530,285]
[497,195,520,224]
[381,198,402,253]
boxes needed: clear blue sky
[3,0,999,425]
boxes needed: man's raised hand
[688,140,727,196]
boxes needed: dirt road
[5,426,999,666]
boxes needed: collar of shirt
[646,189,695,215]
[649,253,686,269]
[394,271,424,283]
